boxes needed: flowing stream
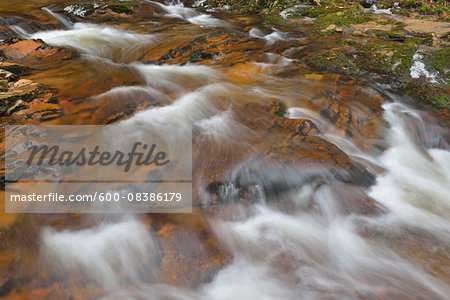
[0,1,449,299]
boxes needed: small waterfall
[200,102,450,300]
[148,0,227,27]
[369,103,450,240]
[7,24,30,36]
[150,0,199,19]
[130,62,219,92]
[29,23,158,60]
[41,218,158,290]
[41,7,73,28]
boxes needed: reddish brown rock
[148,214,226,287]
[8,92,62,123]
[157,224,225,287]
[49,2,160,23]
[0,68,62,124]
[192,100,319,193]
[143,31,264,66]
[195,99,374,210]
[307,83,386,150]
[0,38,73,68]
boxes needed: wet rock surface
[0,0,449,299]
[196,98,377,212]
[0,68,61,124]
[0,37,74,68]
[213,0,450,110]
[0,16,57,40]
[49,1,159,23]
[143,30,265,65]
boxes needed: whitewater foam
[410,51,438,83]
[150,0,226,27]
[369,103,450,241]
[30,23,157,59]
[249,27,289,45]
[131,62,219,92]
[194,109,253,144]
[41,218,157,289]
[42,7,72,27]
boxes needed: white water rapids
[149,0,227,27]
[39,101,450,299]
[7,2,450,299]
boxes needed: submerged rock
[197,98,376,208]
[0,67,61,123]
[143,30,264,66]
[152,215,226,287]
[0,60,31,75]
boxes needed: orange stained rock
[142,30,263,66]
[0,193,20,228]
[304,73,324,81]
[152,214,227,287]
[6,92,62,124]
[226,62,271,84]
[0,39,72,68]
[0,40,40,61]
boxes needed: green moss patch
[288,6,342,19]
[262,13,298,27]
[0,80,8,92]
[416,0,449,18]
[315,8,373,30]
[309,50,358,76]
[391,0,450,21]
[106,2,136,14]
[260,2,374,32]
[0,64,31,75]
[428,47,450,76]
[429,92,450,108]
[399,0,423,9]
[341,38,419,76]
[377,0,396,9]
[228,0,278,13]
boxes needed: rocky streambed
[0,1,449,299]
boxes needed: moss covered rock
[314,7,373,30]
[340,37,420,77]
[428,47,450,78]
[308,50,359,76]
